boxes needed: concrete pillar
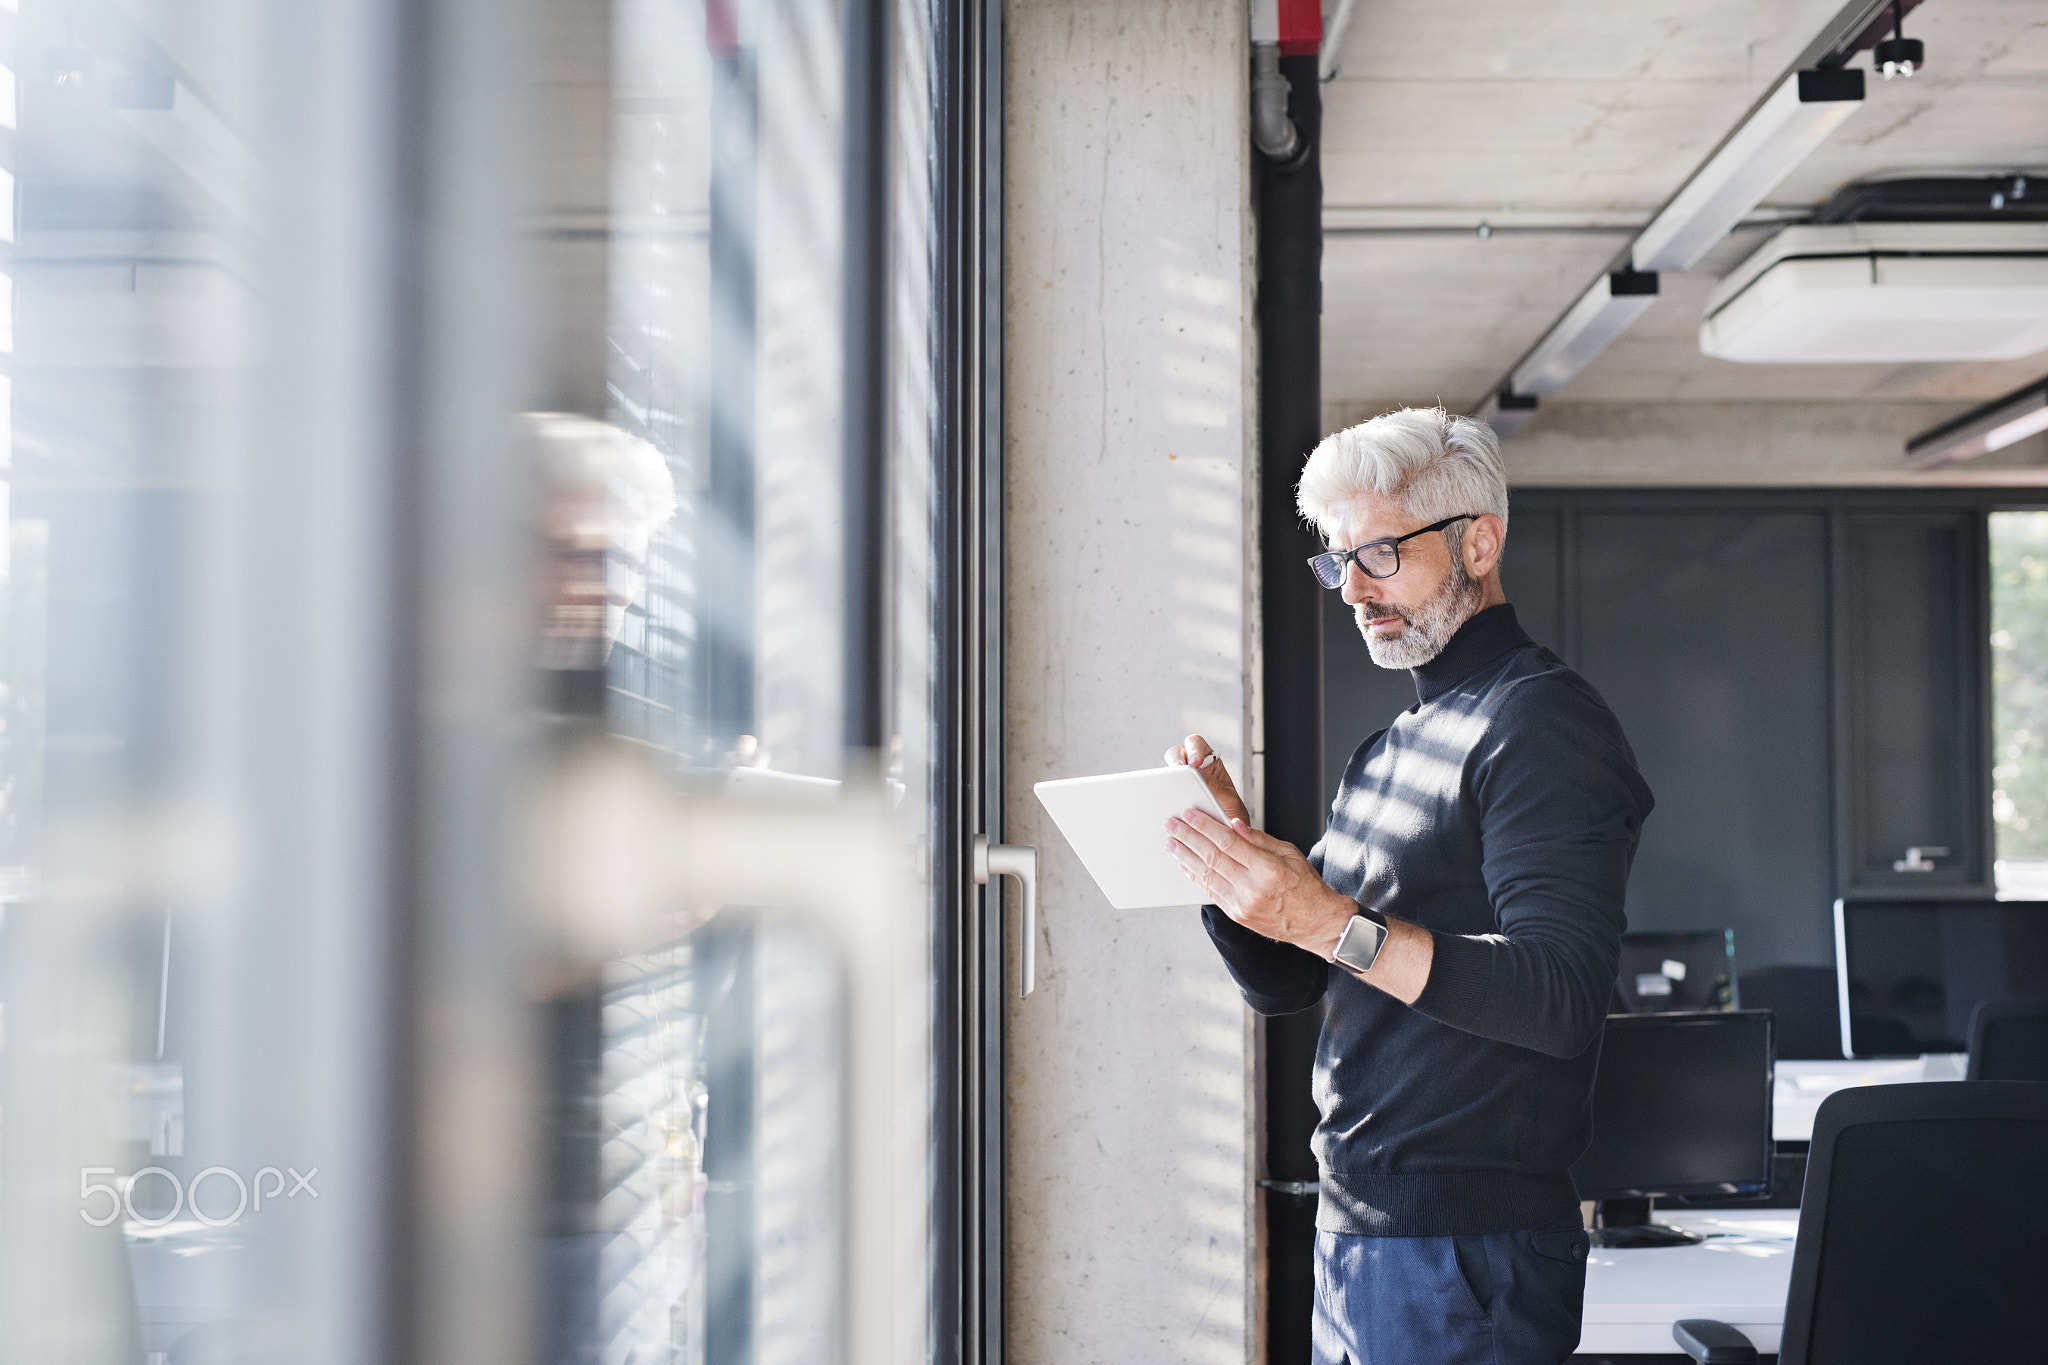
[1003,3,1260,1363]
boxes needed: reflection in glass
[0,0,943,1359]
[531,2,939,1364]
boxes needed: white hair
[1296,406,1508,545]
[526,411,679,558]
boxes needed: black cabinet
[1835,510,1991,893]
[1573,509,1837,967]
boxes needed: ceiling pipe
[1250,0,1320,164]
[1319,0,1360,83]
[1251,43,1301,162]
[1249,29,1328,1362]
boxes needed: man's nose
[1340,559,1372,604]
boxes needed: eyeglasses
[1307,515,1479,588]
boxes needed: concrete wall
[1003,3,1260,1363]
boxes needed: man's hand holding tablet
[1164,733,1434,1004]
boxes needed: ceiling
[1315,0,2048,475]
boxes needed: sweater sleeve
[1199,814,1334,1016]
[1410,676,1652,1058]
[1202,905,1329,1015]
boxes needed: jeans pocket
[1447,1235,1491,1319]
[1525,1222,1590,1267]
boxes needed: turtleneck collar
[1410,602,1533,704]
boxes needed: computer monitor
[1834,899,2048,1058]
[1570,1010,1774,1248]
[1614,929,1735,1013]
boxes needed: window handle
[1892,845,1950,873]
[973,834,1038,997]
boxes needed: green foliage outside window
[1991,511,2048,861]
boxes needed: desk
[1579,1210,1796,1356]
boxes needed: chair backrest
[1780,1081,2048,1365]
[1737,964,1842,1060]
[1967,995,2048,1082]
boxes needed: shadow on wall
[1159,236,1254,1365]
[1161,242,1251,778]
[1173,966,1258,1365]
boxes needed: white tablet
[1033,765,1231,909]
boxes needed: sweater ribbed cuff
[1412,926,1495,1034]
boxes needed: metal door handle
[1892,846,1950,873]
[973,834,1038,997]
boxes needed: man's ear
[1465,514,1506,579]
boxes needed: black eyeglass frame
[1307,514,1480,588]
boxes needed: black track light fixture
[1873,1,1924,80]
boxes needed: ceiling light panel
[1631,69,1865,274]
[1907,379,2048,470]
[1510,271,1659,397]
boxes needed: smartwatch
[1331,908,1390,975]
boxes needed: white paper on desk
[1034,765,1229,909]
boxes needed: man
[1165,407,1653,1365]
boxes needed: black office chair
[1673,1081,2048,1364]
[1968,995,2048,1081]
[1736,964,1842,1060]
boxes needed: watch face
[1335,915,1387,972]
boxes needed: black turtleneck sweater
[1205,603,1653,1237]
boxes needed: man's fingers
[1164,819,1239,877]
[1179,733,1252,823]
[1165,744,1186,766]
[1176,806,1235,844]
[1166,837,1238,908]
[1170,809,1254,872]
[1165,835,1212,884]
[1229,818,1295,858]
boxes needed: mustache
[1359,602,1408,624]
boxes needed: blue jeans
[1312,1223,1590,1365]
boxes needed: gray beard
[1362,564,1484,669]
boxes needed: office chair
[1673,1081,2048,1364]
[1967,995,2048,1082]
[1736,964,1842,1059]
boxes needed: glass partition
[0,0,956,1362]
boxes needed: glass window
[1991,510,2048,896]
[529,2,942,1361]
[1,0,954,1360]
